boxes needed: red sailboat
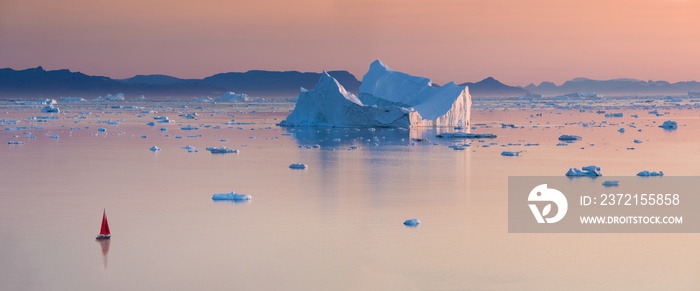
[96,209,111,240]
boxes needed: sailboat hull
[95,234,111,240]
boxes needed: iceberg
[403,218,420,227]
[8,141,24,145]
[215,92,249,103]
[205,146,238,154]
[566,165,602,177]
[637,170,664,177]
[289,163,307,169]
[602,180,619,187]
[279,60,471,128]
[436,132,497,139]
[558,135,581,141]
[618,128,625,133]
[149,146,160,151]
[41,105,60,113]
[212,192,252,201]
[501,151,521,156]
[359,60,471,128]
[279,72,411,127]
[659,120,678,130]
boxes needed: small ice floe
[618,128,625,133]
[181,125,199,130]
[602,180,619,187]
[634,139,642,143]
[605,113,623,118]
[206,146,238,154]
[153,115,169,120]
[212,192,251,201]
[289,163,307,170]
[149,146,161,151]
[558,135,581,141]
[659,120,678,130]
[403,218,421,227]
[436,132,497,139]
[8,141,24,145]
[49,135,59,139]
[146,122,156,126]
[160,127,167,132]
[97,127,106,132]
[637,170,664,177]
[41,105,60,113]
[450,145,467,150]
[566,165,602,177]
[501,151,521,156]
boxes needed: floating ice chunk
[558,135,581,141]
[8,141,24,144]
[205,146,238,154]
[618,128,625,133]
[436,132,497,139]
[566,165,602,177]
[212,192,252,201]
[605,113,623,117]
[659,120,678,130]
[41,105,60,113]
[637,170,664,177]
[149,146,160,151]
[634,139,642,143]
[501,151,521,156]
[49,135,59,139]
[602,180,619,187]
[403,218,420,227]
[160,127,167,131]
[97,127,106,132]
[147,122,156,126]
[181,125,199,130]
[289,163,308,169]
[215,92,249,103]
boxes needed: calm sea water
[1,101,699,290]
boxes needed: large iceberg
[278,72,411,127]
[359,60,471,128]
[215,92,249,102]
[279,60,471,128]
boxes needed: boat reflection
[97,239,110,269]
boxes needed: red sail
[100,209,111,235]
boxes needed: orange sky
[1,0,699,85]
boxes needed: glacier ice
[637,170,664,177]
[659,120,677,130]
[359,60,471,128]
[212,192,252,201]
[215,92,249,103]
[558,135,581,141]
[602,180,619,187]
[403,218,420,227]
[566,165,601,177]
[206,146,238,154]
[279,60,471,128]
[289,163,307,169]
[279,72,411,127]
[41,105,60,113]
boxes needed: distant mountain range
[1,66,699,99]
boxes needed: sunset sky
[1,0,699,85]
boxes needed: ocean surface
[1,99,699,290]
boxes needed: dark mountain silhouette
[526,78,700,96]
[2,66,699,99]
[460,77,529,97]
[0,67,361,99]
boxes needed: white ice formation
[637,170,664,177]
[212,192,252,201]
[403,218,421,227]
[659,120,678,130]
[279,60,471,128]
[215,92,249,103]
[289,163,308,169]
[566,165,602,177]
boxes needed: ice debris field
[3,61,699,227]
